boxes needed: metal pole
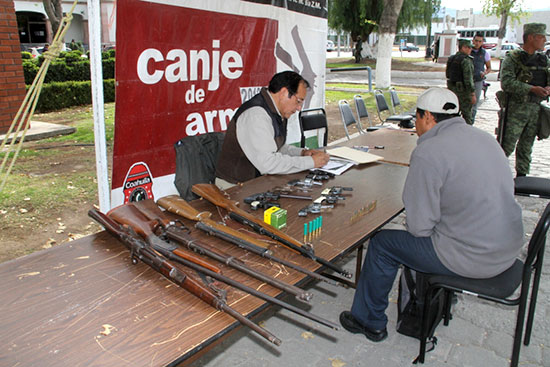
[87,0,110,211]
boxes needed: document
[317,158,355,175]
[326,146,383,164]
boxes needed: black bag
[396,267,445,345]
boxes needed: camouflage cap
[523,23,549,36]
[458,38,473,48]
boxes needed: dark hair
[416,106,459,123]
[523,33,529,43]
[268,71,310,95]
[474,33,484,40]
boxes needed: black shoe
[516,173,526,178]
[339,311,388,342]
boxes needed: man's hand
[531,86,550,98]
[302,149,330,167]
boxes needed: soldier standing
[500,23,550,177]
[446,39,476,125]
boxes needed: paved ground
[193,65,550,366]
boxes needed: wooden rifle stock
[191,184,352,279]
[132,198,313,302]
[88,208,282,346]
[158,195,340,286]
[107,204,221,274]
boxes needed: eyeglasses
[292,94,305,105]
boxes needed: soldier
[500,23,550,177]
[446,39,476,125]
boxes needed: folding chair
[374,89,414,128]
[338,100,364,140]
[353,94,385,132]
[298,107,328,149]
[389,87,413,117]
[417,193,550,366]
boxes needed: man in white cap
[340,87,523,342]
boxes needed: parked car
[544,42,550,57]
[326,40,335,52]
[488,42,520,58]
[399,43,419,52]
[29,44,72,58]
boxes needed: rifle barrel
[88,209,282,346]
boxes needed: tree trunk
[375,0,404,89]
[496,9,508,59]
[43,0,63,36]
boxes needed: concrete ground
[193,66,550,366]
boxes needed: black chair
[298,107,328,149]
[417,200,550,366]
[353,94,385,132]
[514,176,550,199]
[338,100,363,140]
[374,89,414,128]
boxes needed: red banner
[113,0,278,203]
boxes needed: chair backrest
[389,87,403,114]
[298,107,327,148]
[524,202,550,271]
[353,94,370,130]
[338,100,357,140]
[374,89,391,122]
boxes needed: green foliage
[22,59,39,84]
[102,58,115,79]
[49,105,115,144]
[21,51,32,60]
[329,0,440,40]
[31,79,115,112]
[482,0,525,19]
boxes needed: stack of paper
[326,146,383,164]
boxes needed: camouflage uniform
[446,51,475,125]
[500,49,550,175]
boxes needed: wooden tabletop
[0,163,409,367]
[337,128,418,166]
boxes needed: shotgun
[104,204,339,330]
[157,195,340,286]
[107,204,221,274]
[132,199,313,302]
[192,184,352,279]
[88,208,281,346]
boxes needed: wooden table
[337,128,418,166]
[0,162,410,367]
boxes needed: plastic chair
[416,201,550,366]
[374,89,414,128]
[298,107,327,149]
[338,100,363,140]
[353,94,385,132]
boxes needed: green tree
[482,0,525,58]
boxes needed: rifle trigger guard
[173,219,190,232]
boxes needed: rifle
[107,204,221,275]
[157,195,340,286]
[88,208,282,346]
[131,199,313,302]
[105,205,339,330]
[192,184,353,279]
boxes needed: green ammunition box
[270,208,287,229]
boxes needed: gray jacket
[403,116,523,278]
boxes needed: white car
[326,40,335,52]
[29,44,72,58]
[544,42,550,57]
[488,43,520,58]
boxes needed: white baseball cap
[416,87,459,114]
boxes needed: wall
[0,0,26,134]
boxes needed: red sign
[113,0,278,195]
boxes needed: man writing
[216,71,329,186]
[500,23,550,177]
[340,87,523,342]
[446,39,476,124]
[471,33,492,123]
